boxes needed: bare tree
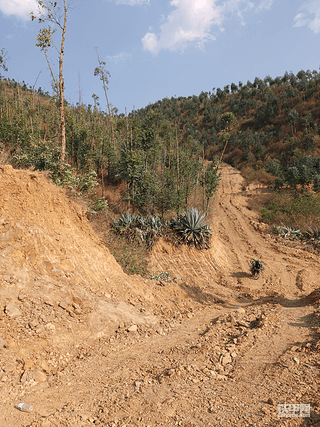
[31,1,74,161]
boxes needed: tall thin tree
[31,0,73,161]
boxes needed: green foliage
[3,66,320,238]
[272,224,301,239]
[220,112,236,130]
[168,208,212,250]
[287,109,299,134]
[270,223,320,250]
[251,258,265,271]
[12,140,99,195]
[12,140,62,174]
[112,212,163,250]
[0,48,8,74]
[53,168,99,194]
[260,191,320,230]
[107,234,150,277]
[149,272,172,282]
[265,157,282,177]
[87,196,108,212]
[202,157,222,209]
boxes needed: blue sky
[0,0,319,114]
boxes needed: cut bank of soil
[0,164,319,426]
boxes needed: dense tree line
[136,68,320,187]
[0,76,220,216]
[1,67,320,215]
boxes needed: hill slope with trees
[1,66,320,269]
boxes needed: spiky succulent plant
[169,208,212,249]
[113,212,163,249]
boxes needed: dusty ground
[0,164,320,426]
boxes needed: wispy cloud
[256,0,273,11]
[106,51,132,63]
[0,0,39,20]
[142,0,274,55]
[294,1,320,34]
[115,0,150,5]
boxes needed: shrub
[168,208,212,249]
[112,213,163,250]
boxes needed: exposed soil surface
[0,164,320,426]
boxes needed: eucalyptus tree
[31,0,74,161]
[202,157,221,211]
[230,82,238,93]
[0,48,8,75]
[287,109,299,135]
[94,48,115,148]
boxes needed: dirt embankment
[0,166,166,382]
[0,164,320,427]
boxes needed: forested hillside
[137,70,320,186]
[1,68,320,233]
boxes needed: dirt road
[1,164,320,426]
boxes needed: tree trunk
[176,128,179,209]
[202,146,206,212]
[101,147,105,199]
[59,0,67,162]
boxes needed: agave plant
[169,208,212,250]
[113,212,135,229]
[273,224,301,239]
[147,215,162,235]
[113,212,138,241]
[304,226,320,240]
[113,212,164,249]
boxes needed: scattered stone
[5,303,21,317]
[29,369,47,383]
[221,353,232,365]
[18,293,28,302]
[0,338,7,348]
[58,301,68,310]
[128,325,138,332]
[235,307,246,315]
[216,374,228,380]
[45,323,56,331]
[293,357,300,365]
[267,397,276,406]
[29,320,39,329]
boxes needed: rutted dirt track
[1,164,320,426]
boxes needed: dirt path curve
[3,164,320,427]
[150,164,320,302]
[215,165,320,298]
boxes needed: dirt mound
[0,166,164,369]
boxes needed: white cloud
[256,0,273,11]
[294,1,320,34]
[106,51,132,63]
[115,0,149,5]
[142,0,222,55]
[0,0,39,20]
[142,0,274,55]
